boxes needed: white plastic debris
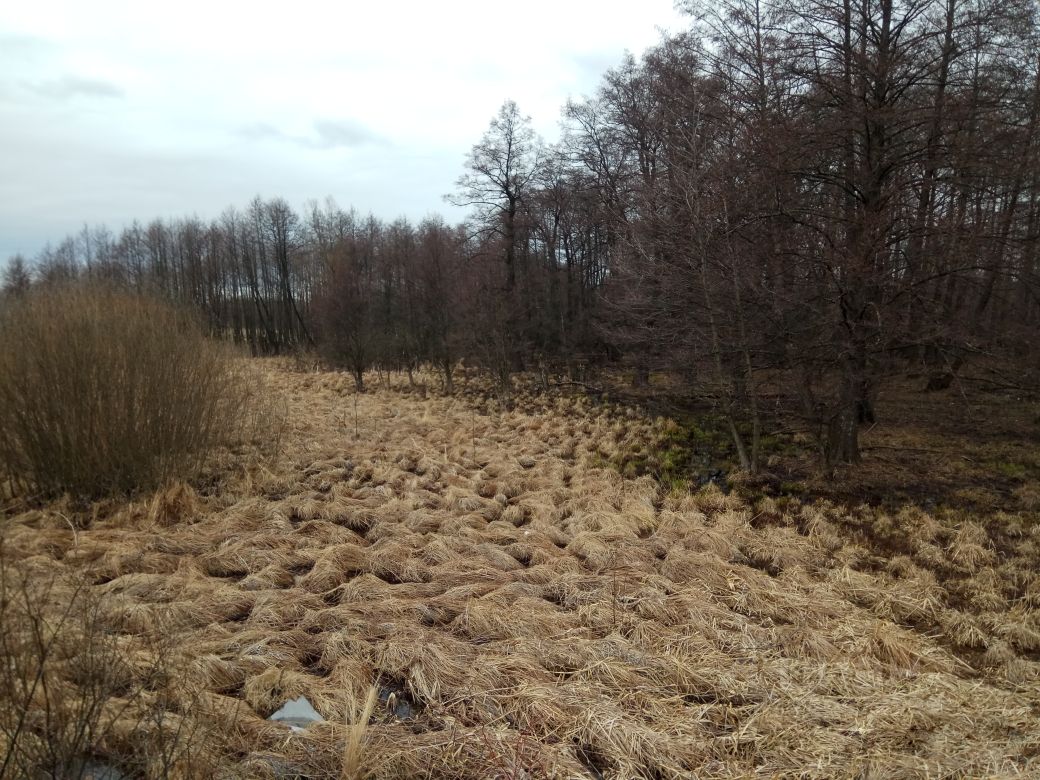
[269,696,324,732]
[80,762,127,780]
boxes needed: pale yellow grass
[2,361,1038,778]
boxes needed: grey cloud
[0,34,55,62]
[309,118,381,149]
[240,118,383,150]
[239,122,287,142]
[0,125,446,262]
[29,75,124,100]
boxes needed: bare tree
[2,256,32,299]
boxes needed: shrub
[0,286,253,498]
[0,555,225,778]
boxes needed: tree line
[4,0,1039,470]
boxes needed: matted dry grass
[2,362,1038,778]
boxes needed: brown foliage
[0,286,260,499]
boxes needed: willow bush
[0,286,253,498]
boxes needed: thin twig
[53,512,78,547]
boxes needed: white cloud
[0,0,688,259]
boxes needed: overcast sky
[0,1,687,262]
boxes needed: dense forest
[4,0,1039,469]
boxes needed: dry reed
[2,361,1037,778]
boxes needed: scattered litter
[269,696,324,732]
[79,761,127,780]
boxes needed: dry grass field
[3,361,1039,778]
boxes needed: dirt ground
[2,362,1039,778]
